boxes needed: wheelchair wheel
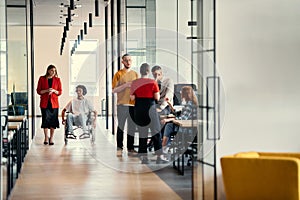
[64,137,68,145]
[64,125,68,145]
[90,127,95,144]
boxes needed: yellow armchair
[220,152,300,200]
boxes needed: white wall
[7,26,28,93]
[34,24,106,116]
[217,0,300,198]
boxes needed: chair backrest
[221,155,300,200]
[11,92,28,106]
[173,83,197,105]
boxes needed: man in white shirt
[151,65,174,115]
[62,85,97,139]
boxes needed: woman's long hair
[44,64,58,77]
[181,86,198,105]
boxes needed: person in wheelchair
[160,86,198,152]
[61,85,97,139]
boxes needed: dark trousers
[138,129,162,155]
[134,98,162,155]
[116,105,135,150]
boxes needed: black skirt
[41,101,59,129]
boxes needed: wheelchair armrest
[1,115,8,130]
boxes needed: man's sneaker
[141,156,149,164]
[79,132,90,139]
[156,155,169,164]
[163,146,169,154]
[127,149,138,157]
[66,132,76,139]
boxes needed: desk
[173,119,202,127]
[8,122,22,177]
[8,116,26,122]
[8,116,28,160]
[159,114,175,120]
[3,130,16,198]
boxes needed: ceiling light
[95,0,99,17]
[89,13,92,27]
[71,0,75,10]
[84,22,87,34]
[80,30,83,40]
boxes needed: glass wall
[7,0,28,121]
[155,1,218,199]
[125,0,217,199]
[107,0,217,198]
[0,0,7,198]
[126,0,146,67]
[4,0,29,198]
[0,1,7,109]
[192,0,218,199]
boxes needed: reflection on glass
[0,0,7,198]
[127,0,145,7]
[7,5,28,116]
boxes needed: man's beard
[124,65,130,69]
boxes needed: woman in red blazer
[36,64,62,145]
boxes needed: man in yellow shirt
[112,54,138,156]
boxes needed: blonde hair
[181,86,198,105]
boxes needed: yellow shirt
[112,69,138,105]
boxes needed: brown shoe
[128,149,138,157]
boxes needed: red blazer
[36,76,62,109]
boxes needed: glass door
[5,2,28,198]
[191,0,220,199]
[124,0,220,199]
[7,0,28,118]
[0,1,8,199]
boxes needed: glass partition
[0,0,7,199]
[126,2,146,67]
[192,0,218,199]
[109,0,219,199]
[7,1,28,117]
[125,0,218,199]
[5,1,28,199]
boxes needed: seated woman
[160,86,198,151]
[61,85,97,139]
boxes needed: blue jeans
[163,122,179,145]
[66,113,88,132]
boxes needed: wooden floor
[9,118,183,200]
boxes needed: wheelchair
[63,111,96,145]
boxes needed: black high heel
[49,138,54,145]
[44,137,49,145]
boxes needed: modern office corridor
[8,118,185,200]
